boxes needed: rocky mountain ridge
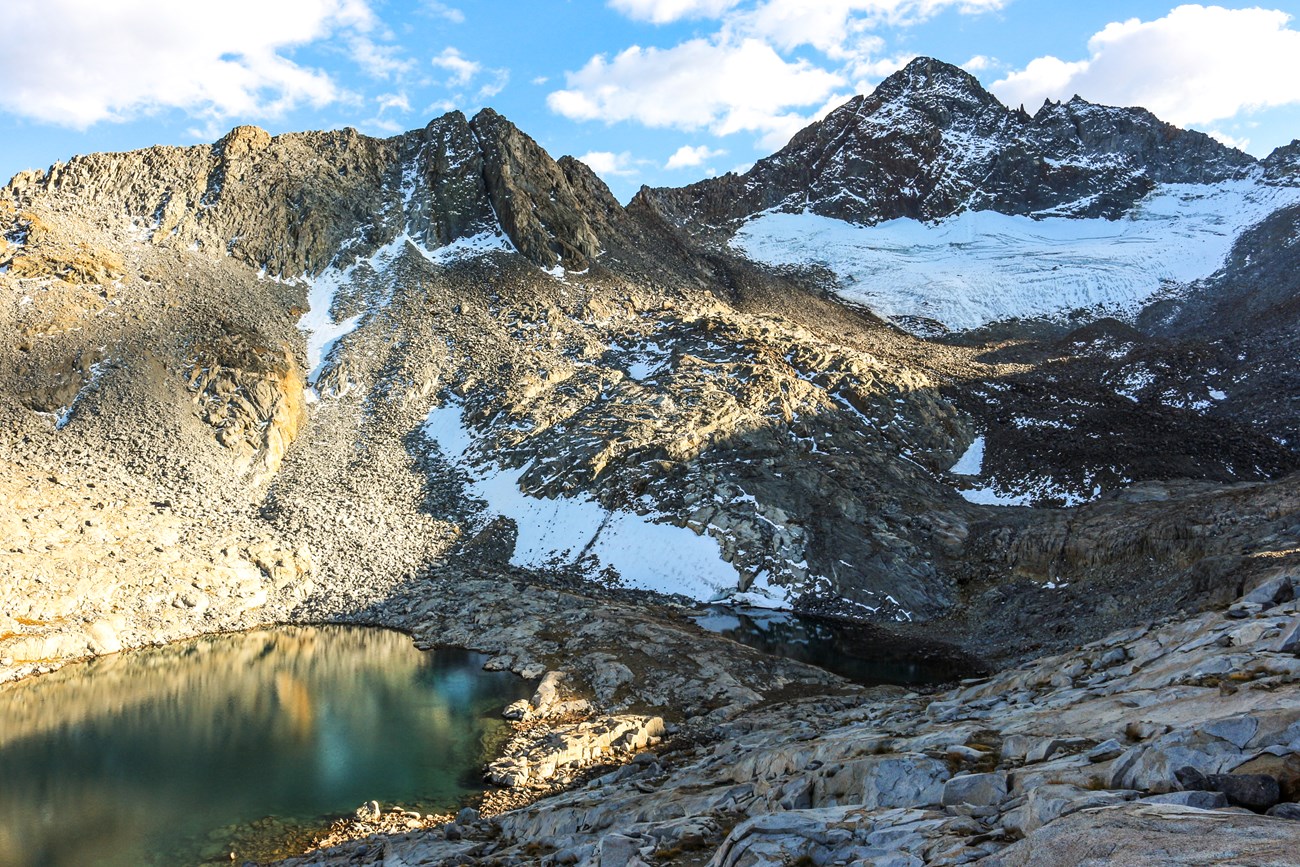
[2,56,1298,667]
[2,53,1300,865]
[634,56,1266,234]
[3,107,631,280]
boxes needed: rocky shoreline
[8,563,1300,866]
[272,569,1300,866]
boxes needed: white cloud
[992,5,1300,127]
[0,0,376,128]
[431,47,481,88]
[608,0,742,24]
[477,69,510,100]
[665,144,727,169]
[350,36,416,80]
[376,92,411,114]
[431,47,509,101]
[559,0,1005,148]
[1208,130,1250,152]
[365,117,407,134]
[548,38,845,147]
[577,151,640,177]
[736,0,1006,59]
[962,54,996,73]
[425,99,458,115]
[420,1,465,22]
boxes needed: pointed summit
[872,56,997,106]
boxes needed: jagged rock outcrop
[1264,139,1300,181]
[187,323,306,482]
[633,57,1256,234]
[2,109,625,277]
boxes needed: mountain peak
[872,56,996,106]
[213,125,272,162]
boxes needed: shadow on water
[692,605,984,686]
[0,625,532,867]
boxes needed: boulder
[1275,616,1300,654]
[1087,739,1125,762]
[982,802,1300,866]
[1205,774,1282,812]
[942,772,1008,808]
[1142,790,1229,809]
[1232,752,1300,801]
[1243,574,1296,607]
[1267,802,1300,820]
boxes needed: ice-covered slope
[634,56,1299,334]
[733,177,1300,332]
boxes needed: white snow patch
[731,570,794,609]
[422,401,741,601]
[950,436,985,475]
[626,361,658,381]
[1209,388,1227,401]
[1117,365,1156,402]
[299,230,513,390]
[415,230,514,264]
[620,340,672,382]
[732,178,1300,333]
[959,476,1100,508]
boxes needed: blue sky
[3,1,1300,202]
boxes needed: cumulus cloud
[376,92,412,114]
[962,54,997,73]
[665,144,727,169]
[992,5,1300,127]
[609,0,742,23]
[558,0,1005,148]
[548,38,845,147]
[0,0,377,128]
[736,0,1005,59]
[431,47,482,88]
[431,47,510,102]
[577,151,641,178]
[1208,130,1251,152]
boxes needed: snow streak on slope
[298,230,512,391]
[732,179,1300,333]
[422,401,742,601]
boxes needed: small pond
[0,626,531,866]
[692,605,981,685]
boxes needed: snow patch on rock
[950,436,985,475]
[422,400,742,602]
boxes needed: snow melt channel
[422,401,742,601]
[732,179,1300,333]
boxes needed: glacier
[732,178,1300,334]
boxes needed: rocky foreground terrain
[286,571,1300,866]
[3,56,1300,865]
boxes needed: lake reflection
[0,626,531,867]
[693,606,980,685]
